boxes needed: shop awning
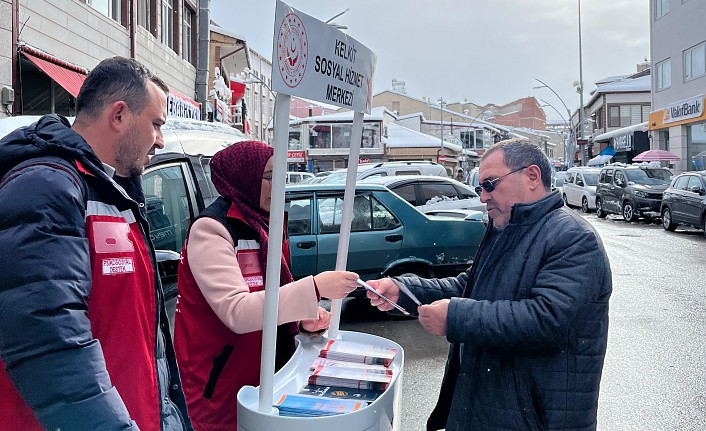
[20,45,88,98]
[599,146,616,156]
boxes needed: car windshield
[626,168,671,185]
[583,173,598,186]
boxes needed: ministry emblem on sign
[277,12,308,88]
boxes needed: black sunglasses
[475,166,529,194]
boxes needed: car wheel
[562,194,569,207]
[702,214,706,238]
[661,207,677,231]
[622,201,637,222]
[581,197,590,213]
[596,198,607,218]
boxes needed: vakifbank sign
[271,0,377,114]
[663,94,704,124]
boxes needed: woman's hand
[313,271,360,299]
[300,306,331,333]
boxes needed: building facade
[585,69,651,162]
[649,0,706,172]
[2,0,200,120]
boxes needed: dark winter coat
[396,192,612,431]
[0,115,192,430]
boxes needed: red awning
[21,46,87,98]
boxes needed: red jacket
[0,115,191,431]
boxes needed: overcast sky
[210,0,650,122]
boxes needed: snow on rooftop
[383,123,462,152]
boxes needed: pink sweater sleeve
[186,217,319,334]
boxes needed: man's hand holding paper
[365,278,400,311]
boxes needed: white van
[562,167,601,212]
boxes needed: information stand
[237,331,403,431]
[236,2,402,429]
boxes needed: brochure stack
[271,340,398,417]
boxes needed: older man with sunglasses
[367,138,612,431]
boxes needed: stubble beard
[114,128,148,177]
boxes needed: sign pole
[258,91,292,413]
[327,110,365,339]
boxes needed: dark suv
[595,164,672,222]
[660,171,706,236]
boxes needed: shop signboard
[663,94,704,125]
[287,150,306,163]
[271,1,377,114]
[167,93,200,119]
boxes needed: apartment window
[138,0,151,31]
[183,6,194,63]
[656,58,671,90]
[89,0,121,22]
[162,0,174,49]
[608,105,649,128]
[655,0,669,19]
[684,42,706,81]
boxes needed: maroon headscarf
[210,141,294,287]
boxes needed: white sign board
[272,0,377,114]
[167,93,200,119]
[663,94,704,124]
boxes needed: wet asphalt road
[167,209,705,430]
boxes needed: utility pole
[439,97,445,164]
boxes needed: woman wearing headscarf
[174,141,359,430]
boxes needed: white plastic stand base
[237,330,404,431]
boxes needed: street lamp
[539,98,572,164]
[325,9,349,30]
[534,77,575,165]
[438,97,446,164]
[576,0,586,165]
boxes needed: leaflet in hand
[319,339,397,367]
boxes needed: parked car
[562,167,601,212]
[143,135,486,298]
[595,163,672,222]
[285,183,486,294]
[552,174,565,195]
[361,175,486,214]
[660,171,706,236]
[320,160,448,184]
[286,171,315,184]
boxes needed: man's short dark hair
[76,56,169,118]
[483,138,552,191]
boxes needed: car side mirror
[691,185,705,195]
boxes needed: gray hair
[482,138,552,191]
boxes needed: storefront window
[308,122,380,149]
[687,123,706,171]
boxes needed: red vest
[0,200,159,430]
[174,204,296,431]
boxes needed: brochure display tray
[237,330,404,431]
